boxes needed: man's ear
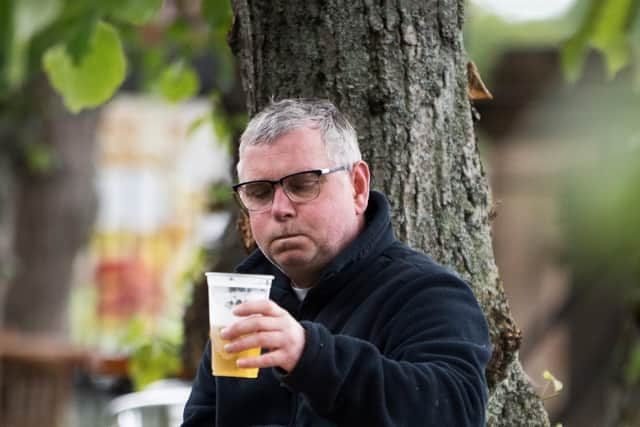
[351,161,370,215]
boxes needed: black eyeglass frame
[232,164,352,212]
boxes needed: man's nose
[270,185,296,218]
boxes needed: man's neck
[288,274,316,289]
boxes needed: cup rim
[205,272,274,288]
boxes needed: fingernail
[220,328,229,338]
[224,344,232,352]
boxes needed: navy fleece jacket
[183,190,491,426]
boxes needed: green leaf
[599,35,630,78]
[187,114,209,137]
[166,17,191,45]
[42,21,126,113]
[591,0,634,47]
[140,47,165,91]
[117,316,149,348]
[104,0,164,25]
[591,0,635,77]
[561,35,589,84]
[24,143,54,174]
[633,36,640,91]
[3,0,62,92]
[23,1,97,87]
[561,0,640,82]
[128,340,181,390]
[159,61,200,103]
[561,0,603,83]
[65,14,99,65]
[209,183,233,206]
[202,0,234,32]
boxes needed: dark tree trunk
[0,77,99,427]
[2,78,98,335]
[224,0,549,425]
[0,154,15,321]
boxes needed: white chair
[106,379,192,427]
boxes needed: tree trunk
[2,78,98,335]
[0,77,99,427]
[0,154,15,322]
[227,0,549,425]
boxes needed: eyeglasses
[232,164,351,212]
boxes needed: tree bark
[227,0,549,425]
[0,154,15,322]
[0,78,98,426]
[2,78,99,335]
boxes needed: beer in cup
[205,272,274,378]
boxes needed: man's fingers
[215,299,304,373]
[237,350,283,369]
[224,331,282,354]
[232,299,282,317]
[221,315,282,340]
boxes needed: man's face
[239,127,367,287]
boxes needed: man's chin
[272,252,311,269]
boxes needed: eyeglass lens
[240,172,321,210]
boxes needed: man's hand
[220,300,306,373]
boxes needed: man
[183,99,491,426]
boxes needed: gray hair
[237,99,361,177]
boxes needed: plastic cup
[205,272,274,378]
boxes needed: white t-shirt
[291,283,311,301]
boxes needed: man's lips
[271,234,309,248]
[272,234,302,242]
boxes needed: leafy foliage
[24,142,55,174]
[43,21,126,112]
[158,60,200,103]
[5,0,238,389]
[465,0,640,88]
[541,370,564,400]
[1,0,160,104]
[202,0,233,31]
[104,0,165,25]
[464,2,584,82]
[562,0,640,83]
[129,339,182,390]
[118,316,182,390]
[0,0,238,112]
[119,246,209,390]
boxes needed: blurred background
[1,0,639,426]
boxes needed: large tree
[0,77,100,427]
[224,0,549,425]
